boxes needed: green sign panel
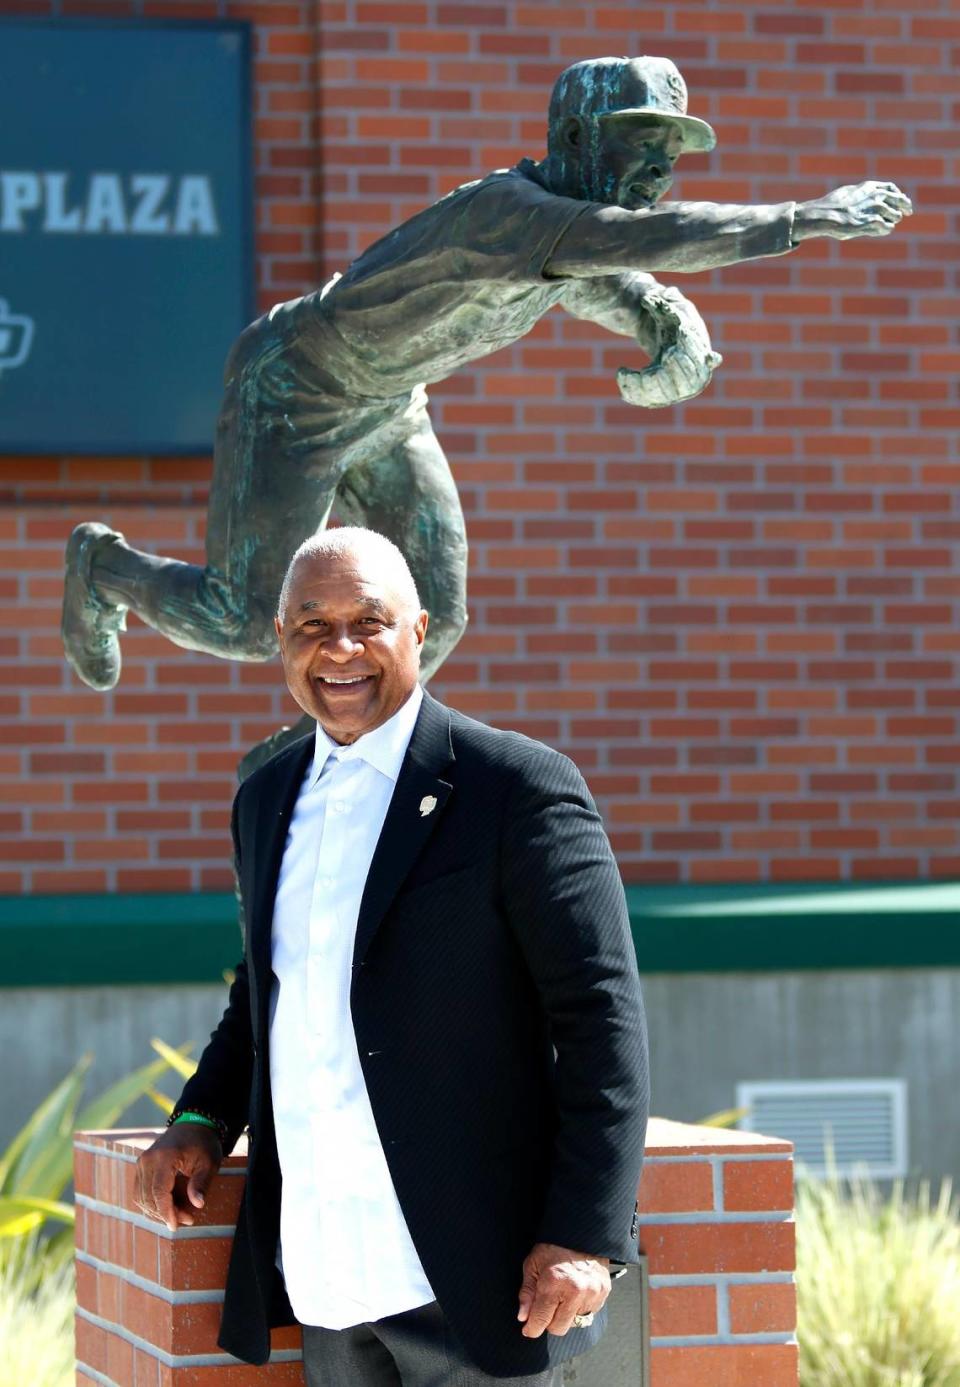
[0,21,253,453]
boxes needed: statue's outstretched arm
[549,198,798,277]
[562,273,722,409]
[546,181,911,278]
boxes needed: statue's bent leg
[237,396,467,780]
[62,306,345,690]
[333,401,468,682]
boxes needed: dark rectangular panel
[0,20,253,453]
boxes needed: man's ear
[561,115,583,152]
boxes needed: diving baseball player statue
[62,55,912,754]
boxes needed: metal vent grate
[736,1079,908,1178]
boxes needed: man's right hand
[135,1123,223,1232]
[794,182,912,241]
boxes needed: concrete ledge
[74,1119,798,1386]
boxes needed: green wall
[2,881,958,986]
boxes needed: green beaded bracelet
[173,1112,219,1131]
[169,1110,226,1143]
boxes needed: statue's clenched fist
[794,181,913,241]
[134,1124,222,1232]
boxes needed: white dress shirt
[269,683,435,1328]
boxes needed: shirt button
[318,875,334,890]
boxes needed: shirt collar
[309,683,423,787]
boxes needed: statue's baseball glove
[617,285,722,409]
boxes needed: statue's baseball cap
[549,56,717,154]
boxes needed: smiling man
[135,527,650,1385]
[62,53,912,771]
[273,534,428,746]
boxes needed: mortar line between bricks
[649,1273,794,1286]
[639,1209,793,1225]
[76,1308,303,1367]
[711,1154,723,1211]
[716,1277,731,1337]
[644,1152,792,1163]
[76,1193,235,1238]
[76,1363,122,1387]
[76,1250,225,1305]
[651,1331,797,1348]
[74,1140,248,1175]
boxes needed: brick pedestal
[640,1120,797,1386]
[74,1119,796,1386]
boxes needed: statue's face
[561,114,684,208]
[599,116,684,208]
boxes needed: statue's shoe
[61,522,128,691]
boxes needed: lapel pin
[419,795,438,817]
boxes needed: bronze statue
[62,55,911,753]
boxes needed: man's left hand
[517,1242,611,1338]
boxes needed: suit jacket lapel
[353,691,454,970]
[249,734,314,999]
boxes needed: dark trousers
[301,1301,561,1386]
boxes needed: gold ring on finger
[572,1312,595,1328]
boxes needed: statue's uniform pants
[302,1301,561,1387]
[92,291,469,680]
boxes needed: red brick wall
[2,1,957,892]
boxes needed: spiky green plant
[0,1039,205,1385]
[797,1167,960,1387]
[0,1045,192,1259]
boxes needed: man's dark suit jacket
[174,691,649,1378]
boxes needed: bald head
[276,527,422,624]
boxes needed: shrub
[797,1167,960,1387]
[0,1237,74,1387]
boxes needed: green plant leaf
[0,1210,42,1238]
[0,1197,74,1237]
[148,1038,197,1081]
[21,1048,188,1201]
[698,1105,750,1128]
[146,1088,175,1116]
[0,1057,92,1199]
[75,1050,185,1133]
